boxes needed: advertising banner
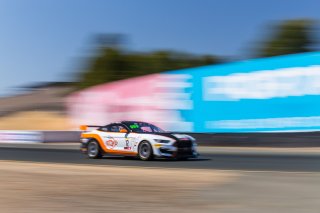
[67,52,320,133]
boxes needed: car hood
[148,132,194,141]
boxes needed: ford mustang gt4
[80,121,198,160]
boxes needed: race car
[80,121,198,160]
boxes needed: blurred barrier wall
[0,131,42,143]
[42,131,81,143]
[67,52,320,133]
[2,131,320,147]
[1,130,320,147]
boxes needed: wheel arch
[85,137,99,146]
[82,134,108,153]
[137,139,154,160]
[137,139,155,153]
[86,138,103,159]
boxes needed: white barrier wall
[0,131,43,143]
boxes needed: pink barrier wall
[66,73,193,131]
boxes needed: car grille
[175,140,193,156]
[177,148,193,155]
[176,140,193,148]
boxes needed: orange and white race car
[80,121,198,160]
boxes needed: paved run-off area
[0,161,320,213]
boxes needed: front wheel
[177,157,189,161]
[138,141,154,161]
[87,140,103,159]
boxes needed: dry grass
[0,111,71,130]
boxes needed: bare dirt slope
[1,161,320,213]
[0,161,235,213]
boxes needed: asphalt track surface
[1,147,320,172]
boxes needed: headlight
[154,139,171,144]
[188,135,196,141]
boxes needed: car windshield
[122,122,165,133]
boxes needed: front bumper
[154,143,198,159]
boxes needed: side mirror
[120,129,128,133]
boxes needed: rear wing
[79,125,102,131]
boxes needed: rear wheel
[87,140,103,159]
[138,141,154,161]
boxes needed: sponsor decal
[105,137,118,149]
[130,124,139,129]
[124,138,132,150]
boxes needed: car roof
[105,121,151,126]
[121,120,147,123]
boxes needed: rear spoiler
[80,125,102,131]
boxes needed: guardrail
[1,131,320,147]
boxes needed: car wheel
[138,141,154,161]
[87,140,102,159]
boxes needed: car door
[118,124,136,152]
[104,124,127,152]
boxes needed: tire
[87,140,103,159]
[177,157,189,161]
[138,141,154,161]
[123,156,136,160]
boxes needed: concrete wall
[41,131,320,147]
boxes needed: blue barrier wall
[165,52,320,132]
